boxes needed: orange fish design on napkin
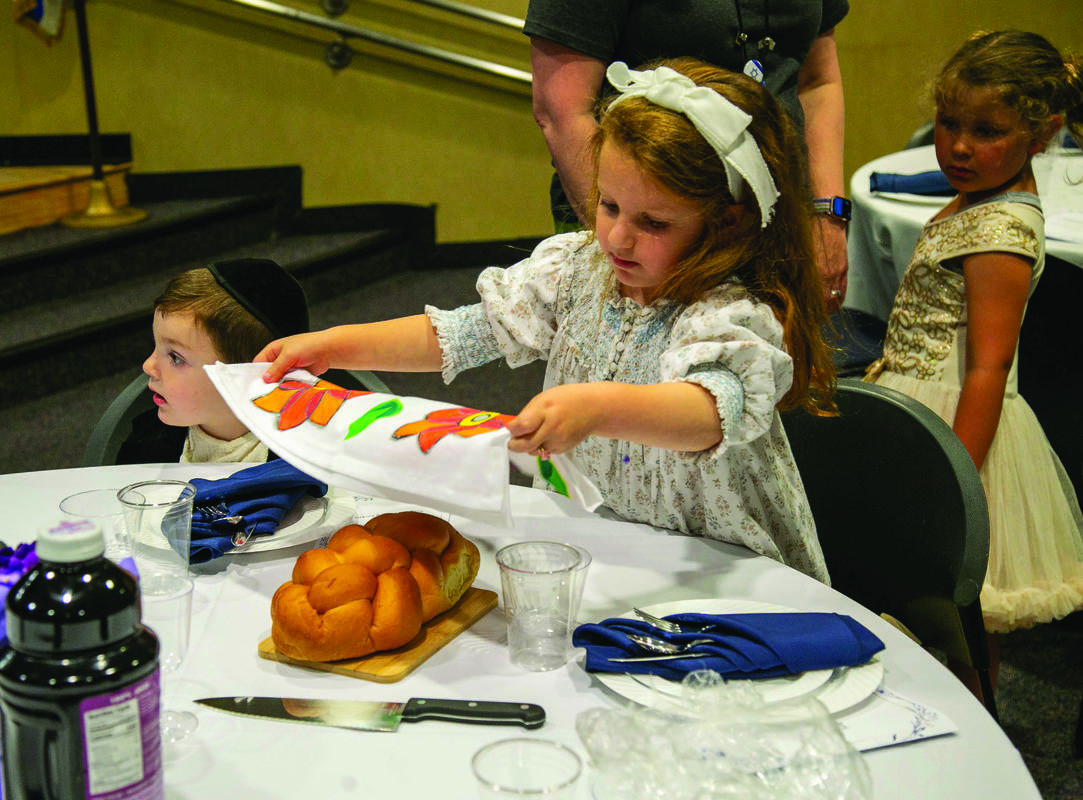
[253,380,371,430]
[393,408,516,453]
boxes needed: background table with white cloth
[846,144,1083,322]
[2,463,1041,799]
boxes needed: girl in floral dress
[866,31,1083,636]
[257,58,837,582]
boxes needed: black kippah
[207,258,309,339]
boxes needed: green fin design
[345,398,403,440]
[538,457,570,498]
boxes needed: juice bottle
[0,519,161,799]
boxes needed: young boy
[117,258,309,464]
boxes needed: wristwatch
[813,196,852,222]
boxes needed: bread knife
[194,696,545,732]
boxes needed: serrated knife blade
[194,696,545,732]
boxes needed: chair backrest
[905,120,934,149]
[82,372,157,467]
[781,378,991,671]
[82,368,392,467]
[1018,254,1083,499]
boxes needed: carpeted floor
[997,613,1083,798]
[8,262,1083,798]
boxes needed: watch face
[832,197,852,220]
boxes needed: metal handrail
[213,0,530,84]
[402,0,523,30]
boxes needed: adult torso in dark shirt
[524,0,850,129]
[524,0,850,223]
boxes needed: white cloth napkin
[204,363,600,525]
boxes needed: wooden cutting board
[258,587,497,683]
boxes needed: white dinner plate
[591,598,884,715]
[227,486,355,554]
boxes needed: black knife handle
[402,698,545,729]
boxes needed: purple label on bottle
[79,671,163,800]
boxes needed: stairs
[2,165,437,408]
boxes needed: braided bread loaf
[270,511,480,661]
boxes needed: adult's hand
[815,215,849,311]
[798,28,847,312]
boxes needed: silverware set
[198,503,258,547]
[609,609,718,662]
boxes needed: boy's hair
[935,30,1083,148]
[153,259,309,364]
[586,57,835,416]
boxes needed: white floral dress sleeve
[661,287,793,449]
[426,232,586,384]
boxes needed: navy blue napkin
[188,460,327,563]
[869,170,954,196]
[573,612,884,681]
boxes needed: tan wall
[839,1,1083,183]
[3,0,550,242]
[3,1,1081,242]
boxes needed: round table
[845,144,1083,321]
[0,462,1042,799]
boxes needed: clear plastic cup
[118,480,195,590]
[471,738,582,799]
[141,574,197,744]
[59,488,133,562]
[496,542,587,671]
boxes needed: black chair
[825,309,886,378]
[781,378,998,720]
[1018,255,1083,500]
[82,368,391,467]
[905,120,934,149]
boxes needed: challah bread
[270,513,480,662]
[364,511,479,620]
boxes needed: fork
[632,606,706,634]
[632,607,681,633]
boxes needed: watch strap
[813,196,852,222]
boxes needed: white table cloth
[846,144,1083,321]
[1,463,1040,799]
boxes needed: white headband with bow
[605,62,779,227]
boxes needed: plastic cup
[471,738,581,799]
[496,541,586,672]
[59,488,133,562]
[141,574,193,672]
[118,480,195,590]
[562,542,592,628]
[140,574,197,744]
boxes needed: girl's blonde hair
[586,57,836,416]
[935,30,1083,148]
[154,268,274,364]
